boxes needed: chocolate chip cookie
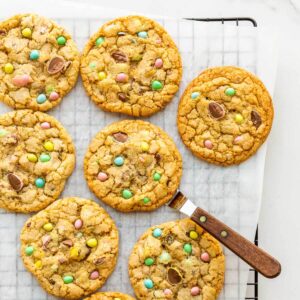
[81,15,182,117]
[0,110,75,213]
[84,120,182,212]
[85,292,135,300]
[128,219,225,300]
[177,66,274,166]
[0,14,80,111]
[20,197,119,299]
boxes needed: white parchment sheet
[0,1,278,299]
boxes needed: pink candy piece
[12,74,32,87]
[90,270,99,280]
[154,58,163,68]
[49,91,59,101]
[234,135,242,143]
[200,252,210,262]
[164,289,172,296]
[97,172,108,182]
[116,73,128,83]
[74,219,83,229]
[40,122,51,129]
[204,140,213,149]
[190,286,201,296]
[156,38,162,44]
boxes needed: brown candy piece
[113,132,128,143]
[167,267,182,285]
[111,50,127,63]
[47,56,66,75]
[208,102,225,119]
[118,92,127,101]
[251,110,262,129]
[7,173,23,191]
[94,257,106,265]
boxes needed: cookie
[0,110,75,213]
[0,14,80,111]
[177,66,274,166]
[84,120,182,212]
[128,219,225,300]
[85,292,135,300]
[20,197,119,300]
[81,15,182,117]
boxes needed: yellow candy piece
[86,238,98,248]
[34,260,42,269]
[22,27,32,38]
[141,142,149,151]
[27,153,38,163]
[43,141,54,151]
[43,223,53,232]
[235,113,244,124]
[98,71,106,80]
[4,63,14,74]
[189,230,198,240]
[70,247,79,259]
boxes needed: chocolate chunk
[155,153,161,162]
[0,29,7,36]
[118,92,127,101]
[208,102,225,119]
[118,32,126,36]
[113,132,128,143]
[94,257,106,265]
[167,267,182,285]
[62,239,73,247]
[111,50,127,63]
[7,173,23,191]
[164,234,174,245]
[251,110,262,129]
[26,222,31,228]
[47,56,66,75]
[49,279,55,285]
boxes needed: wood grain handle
[191,207,281,278]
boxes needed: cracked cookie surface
[84,120,182,212]
[85,292,135,300]
[128,219,225,300]
[0,14,80,111]
[0,110,75,213]
[177,66,274,166]
[81,15,182,117]
[20,197,119,299]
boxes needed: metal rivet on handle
[220,230,228,238]
[199,216,207,223]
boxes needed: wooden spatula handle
[191,207,281,278]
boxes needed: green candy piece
[25,246,34,256]
[89,62,97,69]
[0,129,8,137]
[151,80,163,91]
[35,178,45,188]
[95,37,105,46]
[63,275,74,284]
[153,172,161,181]
[57,36,66,45]
[39,153,51,162]
[183,243,192,254]
[122,189,133,199]
[45,85,55,93]
[144,257,154,266]
[225,87,236,96]
[143,197,150,204]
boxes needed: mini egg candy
[138,31,148,39]
[200,252,210,262]
[12,74,32,87]
[30,50,40,60]
[141,141,149,151]
[122,189,133,199]
[116,73,128,83]
[97,172,108,182]
[35,178,45,188]
[164,289,172,296]
[191,286,201,296]
[36,94,47,104]
[39,153,51,162]
[154,58,163,68]
[49,92,59,101]
[98,71,107,81]
[25,245,34,256]
[144,257,154,266]
[69,247,79,259]
[22,27,32,38]
[225,87,236,96]
[90,270,99,280]
[151,80,163,90]
[153,172,161,181]
[191,92,200,99]
[57,36,66,45]
[44,141,54,151]
[74,219,83,229]
[234,135,243,143]
[183,243,192,254]
[152,228,162,238]
[4,63,14,74]
[43,223,53,232]
[189,230,198,240]
[158,251,171,264]
[63,275,74,284]
[40,122,51,129]
[34,260,42,269]
[143,197,150,204]
[114,156,124,166]
[235,113,244,124]
[86,238,98,248]
[204,140,213,149]
[144,278,154,289]
[27,153,38,163]
[95,37,105,46]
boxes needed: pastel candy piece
[30,50,40,60]
[40,153,51,162]
[144,278,153,289]
[44,141,54,151]
[153,172,161,181]
[34,260,42,269]
[141,141,149,151]
[97,172,108,181]
[25,246,34,256]
[63,275,73,284]
[122,189,133,199]
[116,73,128,82]
[152,228,162,238]
[191,92,200,99]
[22,27,32,38]
[37,94,47,104]
[144,257,154,266]
[143,197,150,204]
[90,270,99,280]
[234,136,242,143]
[86,238,98,248]
[154,58,163,68]
[138,31,148,38]
[27,153,38,162]
[98,71,106,80]
[183,243,192,254]
[235,113,244,124]
[114,156,124,166]
[35,178,45,188]
[158,251,171,264]
[57,36,66,45]
[12,74,32,87]
[164,289,172,296]
[200,252,210,262]
[151,80,163,90]
[191,286,201,296]
[49,92,59,101]
[95,37,105,46]
[204,140,213,149]
[0,129,8,137]
[74,219,83,229]
[40,122,51,129]
[4,63,14,74]
[43,223,53,231]
[189,230,198,239]
[225,87,236,96]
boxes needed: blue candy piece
[114,156,124,166]
[30,50,40,60]
[191,92,200,99]
[36,94,47,104]
[144,278,154,289]
[138,31,148,39]
[152,228,162,238]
